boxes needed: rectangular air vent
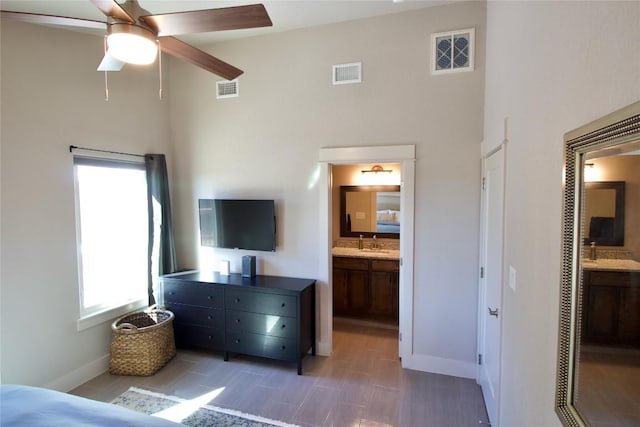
[332,62,362,85]
[216,80,239,98]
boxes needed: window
[431,28,475,75]
[74,157,149,329]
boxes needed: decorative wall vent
[431,28,475,75]
[216,79,239,98]
[332,62,362,85]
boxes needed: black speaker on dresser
[242,255,256,278]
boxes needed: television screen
[199,199,276,252]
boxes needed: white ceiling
[0,0,455,44]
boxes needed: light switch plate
[509,265,516,291]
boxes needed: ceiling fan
[0,0,273,80]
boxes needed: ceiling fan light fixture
[107,23,157,65]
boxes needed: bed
[376,221,400,233]
[0,384,182,426]
[376,209,400,233]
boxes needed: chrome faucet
[590,241,597,260]
[372,235,379,250]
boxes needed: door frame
[477,142,507,426]
[318,145,415,360]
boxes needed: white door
[478,146,505,426]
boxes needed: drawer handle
[207,316,212,320]
[207,296,213,300]
[281,303,286,308]
[207,335,212,340]
[235,319,241,323]
[281,345,286,350]
[235,339,241,344]
[235,298,240,303]
[169,291,175,296]
[281,324,286,329]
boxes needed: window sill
[77,299,148,331]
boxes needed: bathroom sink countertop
[582,258,640,272]
[332,247,400,260]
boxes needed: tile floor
[72,319,489,426]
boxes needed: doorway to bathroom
[331,163,401,329]
[318,145,415,363]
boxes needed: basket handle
[116,322,138,331]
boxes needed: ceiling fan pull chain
[104,71,109,101]
[102,35,109,101]
[157,42,163,100]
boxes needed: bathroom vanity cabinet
[333,256,399,323]
[582,268,640,346]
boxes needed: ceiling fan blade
[0,10,106,30]
[97,51,125,72]
[89,0,135,23]
[141,4,272,37]
[159,37,243,80]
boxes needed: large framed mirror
[340,185,401,238]
[556,101,640,426]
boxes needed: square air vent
[431,28,475,75]
[332,62,362,85]
[216,79,239,98]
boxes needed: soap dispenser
[358,235,364,250]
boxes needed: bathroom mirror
[584,181,625,246]
[556,101,640,427]
[340,185,401,238]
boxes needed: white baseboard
[40,350,474,392]
[402,353,477,379]
[43,354,109,392]
[316,340,331,356]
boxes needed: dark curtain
[145,154,177,305]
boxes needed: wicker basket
[109,307,176,376]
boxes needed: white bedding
[0,384,182,426]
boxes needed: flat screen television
[198,199,276,252]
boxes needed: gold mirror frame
[556,101,640,426]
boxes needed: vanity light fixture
[584,162,599,182]
[361,165,393,174]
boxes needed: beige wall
[4,4,637,422]
[0,0,485,387]
[0,21,172,387]
[483,1,640,425]
[169,1,486,377]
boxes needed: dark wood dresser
[161,271,316,374]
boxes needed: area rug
[112,387,299,427]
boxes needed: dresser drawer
[333,257,369,271]
[173,323,224,350]
[164,281,223,308]
[226,289,297,317]
[226,331,297,362]
[225,310,297,339]
[166,302,223,328]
